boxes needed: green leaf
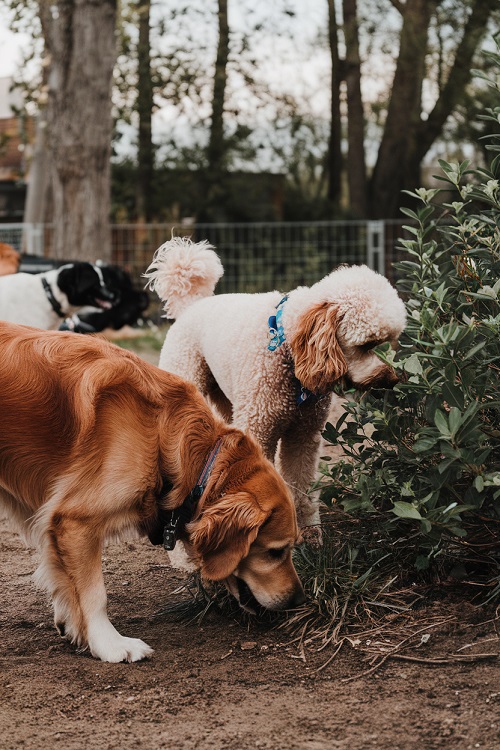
[448,407,462,436]
[415,555,430,571]
[413,437,438,453]
[403,354,423,375]
[474,475,484,492]
[434,410,450,436]
[392,502,423,520]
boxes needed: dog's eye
[268,547,287,560]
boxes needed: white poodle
[145,237,406,539]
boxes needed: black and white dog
[59,265,150,334]
[0,262,117,330]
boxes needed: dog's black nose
[287,587,306,609]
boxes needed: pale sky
[0,24,31,78]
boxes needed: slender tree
[201,0,230,221]
[136,0,154,221]
[342,0,366,217]
[326,0,343,209]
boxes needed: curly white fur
[146,238,407,539]
[144,237,223,319]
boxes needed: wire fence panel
[1,220,412,292]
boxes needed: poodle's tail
[144,236,224,319]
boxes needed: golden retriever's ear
[187,493,268,581]
[289,301,348,394]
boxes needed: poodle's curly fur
[145,238,407,533]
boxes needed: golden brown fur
[0,242,20,276]
[289,302,348,394]
[0,322,303,662]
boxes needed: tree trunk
[368,0,436,218]
[208,0,229,174]
[39,0,117,261]
[136,0,154,222]
[342,0,366,217]
[414,0,498,164]
[201,0,229,221]
[22,111,49,253]
[326,0,342,209]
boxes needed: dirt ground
[1,331,499,749]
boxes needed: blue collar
[268,296,317,405]
[268,295,288,351]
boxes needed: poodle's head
[288,265,406,394]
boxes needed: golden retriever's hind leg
[41,513,153,662]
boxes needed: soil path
[1,333,499,749]
[1,518,499,750]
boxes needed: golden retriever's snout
[284,585,306,609]
[233,573,305,613]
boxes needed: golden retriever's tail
[143,236,224,319]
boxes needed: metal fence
[0,220,411,292]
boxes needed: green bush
[317,51,500,599]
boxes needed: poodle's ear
[289,301,348,394]
[187,493,268,581]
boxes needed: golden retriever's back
[0,322,209,514]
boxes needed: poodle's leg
[204,373,233,423]
[275,398,332,541]
[162,344,233,422]
[231,407,281,464]
[36,511,153,662]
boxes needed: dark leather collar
[41,277,66,318]
[149,437,223,551]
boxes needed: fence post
[366,220,385,275]
[23,223,45,256]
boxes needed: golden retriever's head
[289,266,407,394]
[185,444,305,612]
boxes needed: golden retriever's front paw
[299,525,323,547]
[90,635,154,663]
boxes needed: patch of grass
[115,331,165,353]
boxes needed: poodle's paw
[299,524,323,547]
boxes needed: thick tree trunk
[368,0,435,218]
[39,0,117,261]
[342,0,366,217]
[136,0,154,222]
[326,0,342,209]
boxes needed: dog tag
[163,524,177,551]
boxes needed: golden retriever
[0,322,304,662]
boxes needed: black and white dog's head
[59,264,149,334]
[57,263,118,310]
